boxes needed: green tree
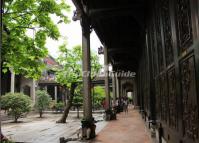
[73,95,83,106]
[56,44,102,123]
[0,93,32,122]
[73,85,83,118]
[54,102,64,112]
[2,0,70,79]
[73,95,83,118]
[35,90,51,118]
[93,86,105,109]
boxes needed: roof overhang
[72,0,149,72]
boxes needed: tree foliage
[56,44,102,87]
[90,52,102,79]
[56,45,82,87]
[73,84,83,106]
[2,0,70,79]
[0,93,32,122]
[93,86,105,109]
[55,44,102,123]
[35,90,51,117]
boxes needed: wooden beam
[111,53,140,61]
[89,6,143,17]
[89,6,146,30]
[108,47,138,53]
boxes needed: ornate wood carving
[144,90,148,111]
[143,55,149,111]
[155,10,164,72]
[150,24,158,77]
[161,0,174,66]
[160,74,168,122]
[155,78,161,118]
[176,0,193,53]
[168,68,177,129]
[181,56,198,140]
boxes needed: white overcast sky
[45,0,104,64]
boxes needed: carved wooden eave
[71,0,148,72]
[71,0,84,14]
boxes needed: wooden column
[112,72,116,105]
[118,77,121,102]
[10,68,15,93]
[104,46,110,109]
[133,78,138,106]
[146,31,156,122]
[81,17,92,120]
[116,74,119,98]
[120,81,123,97]
[115,74,119,98]
[32,80,36,104]
[54,86,58,103]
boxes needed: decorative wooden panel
[155,9,164,72]
[176,0,193,53]
[161,0,174,66]
[180,56,198,140]
[139,1,199,142]
[143,53,149,111]
[167,68,178,129]
[159,74,168,122]
[150,24,158,77]
[155,78,161,118]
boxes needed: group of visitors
[113,97,131,114]
[102,96,133,114]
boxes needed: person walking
[123,98,128,114]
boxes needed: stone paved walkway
[2,108,153,143]
[91,107,153,143]
[2,113,106,143]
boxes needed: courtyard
[1,0,199,143]
[2,107,153,143]
[2,112,106,143]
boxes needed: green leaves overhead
[56,45,82,87]
[55,44,102,89]
[2,0,70,79]
[91,52,102,79]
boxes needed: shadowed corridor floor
[91,107,153,143]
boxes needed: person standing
[123,98,128,114]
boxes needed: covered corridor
[71,0,199,143]
[91,107,152,143]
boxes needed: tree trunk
[63,88,69,107]
[77,106,79,118]
[14,116,18,123]
[39,111,43,118]
[56,83,77,123]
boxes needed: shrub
[1,140,14,143]
[49,100,56,110]
[73,95,83,105]
[54,102,64,112]
[35,90,51,118]
[93,86,105,108]
[49,101,65,113]
[1,141,14,143]
[0,92,32,122]
[94,102,102,110]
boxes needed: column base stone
[104,108,117,121]
[81,118,96,139]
